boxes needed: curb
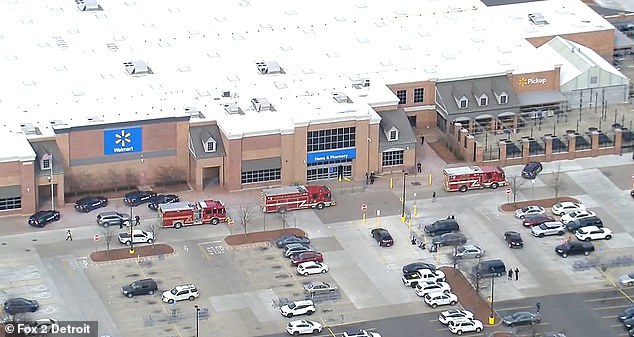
[227,242,272,250]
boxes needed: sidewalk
[440,266,501,326]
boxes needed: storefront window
[382,150,404,166]
[307,127,356,152]
[0,196,21,210]
[241,168,281,184]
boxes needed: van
[473,259,506,278]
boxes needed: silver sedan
[453,244,485,259]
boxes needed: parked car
[575,225,612,241]
[415,281,451,297]
[473,259,506,278]
[118,229,154,245]
[3,298,39,314]
[515,206,545,219]
[297,261,328,276]
[97,211,131,228]
[303,281,337,294]
[285,320,322,335]
[551,201,585,216]
[280,300,315,318]
[161,284,199,304]
[402,262,436,274]
[522,214,555,227]
[531,221,566,237]
[619,305,634,321]
[448,318,483,335]
[424,218,459,237]
[23,319,59,336]
[566,216,603,233]
[74,196,108,212]
[123,190,157,206]
[402,269,446,287]
[521,161,542,179]
[502,311,540,327]
[121,278,158,298]
[504,231,524,248]
[631,190,634,198]
[290,252,324,266]
[284,244,314,258]
[619,272,634,287]
[342,329,382,337]
[28,210,60,227]
[438,309,474,325]
[431,232,467,249]
[276,235,311,248]
[423,291,458,308]
[624,317,634,329]
[453,244,485,259]
[371,228,394,247]
[555,241,595,258]
[560,210,597,224]
[147,194,179,210]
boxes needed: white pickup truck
[402,268,446,287]
[118,229,154,245]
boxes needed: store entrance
[307,164,352,181]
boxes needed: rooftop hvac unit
[255,61,283,74]
[222,90,231,98]
[251,98,272,112]
[224,103,240,114]
[123,60,153,75]
[528,13,548,25]
[86,116,103,123]
[20,122,38,135]
[333,92,353,103]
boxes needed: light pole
[194,305,200,337]
[401,170,408,223]
[366,137,372,175]
[48,155,54,210]
[489,271,496,325]
[531,179,535,201]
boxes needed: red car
[522,215,555,228]
[290,252,324,266]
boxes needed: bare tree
[508,175,526,205]
[107,168,119,193]
[80,172,94,195]
[146,220,160,247]
[103,226,115,252]
[551,163,565,201]
[154,166,171,188]
[123,169,137,190]
[240,205,250,237]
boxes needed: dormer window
[479,95,488,106]
[41,154,52,171]
[388,127,399,141]
[499,94,508,104]
[459,97,468,109]
[203,137,217,153]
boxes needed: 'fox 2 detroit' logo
[104,127,142,155]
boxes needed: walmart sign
[307,148,356,164]
[104,127,142,155]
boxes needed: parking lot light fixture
[401,171,408,223]
[194,305,200,337]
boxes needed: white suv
[575,225,613,241]
[162,284,199,304]
[280,300,315,318]
[415,281,451,297]
[448,318,483,335]
[423,291,458,308]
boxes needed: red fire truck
[442,166,507,192]
[261,185,335,213]
[158,200,228,229]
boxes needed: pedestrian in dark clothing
[514,268,519,280]
[369,172,375,185]
[507,269,513,280]
[66,229,73,241]
[421,136,425,145]
[416,162,422,173]
[365,172,369,185]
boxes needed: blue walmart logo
[104,127,142,155]
[115,130,132,147]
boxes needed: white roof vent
[20,122,40,135]
[251,98,272,112]
[528,13,548,25]
[350,76,370,89]
[184,107,204,119]
[87,116,104,123]
[255,60,283,75]
[50,120,66,126]
[75,0,103,11]
[222,90,231,98]
[123,60,153,75]
[333,92,353,103]
[224,103,242,115]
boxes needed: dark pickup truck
[555,241,594,258]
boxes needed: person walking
[65,229,73,241]
[514,268,520,281]
[432,191,437,202]
[416,161,422,174]
[507,269,513,280]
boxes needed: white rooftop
[0,0,609,142]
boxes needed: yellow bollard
[129,248,135,255]
[362,212,366,224]
[389,177,393,189]
[408,218,411,232]
[413,204,417,217]
[488,316,495,325]
[428,172,432,186]
[435,249,440,264]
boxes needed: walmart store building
[0,0,624,214]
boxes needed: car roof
[292,300,314,305]
[579,225,601,231]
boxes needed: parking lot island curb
[90,244,175,262]
[225,228,306,246]
[499,196,579,213]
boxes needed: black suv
[124,190,157,206]
[74,196,108,212]
[504,231,524,248]
[4,298,39,315]
[121,278,158,298]
[28,210,60,227]
[521,161,542,179]
[147,194,179,211]
[555,241,594,258]
[371,228,394,247]
[424,219,459,237]
[566,216,603,232]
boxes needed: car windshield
[287,303,296,309]
[629,273,634,278]
[131,282,141,289]
[521,207,529,212]
[170,288,178,295]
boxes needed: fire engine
[158,200,228,229]
[261,185,335,213]
[442,166,507,192]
